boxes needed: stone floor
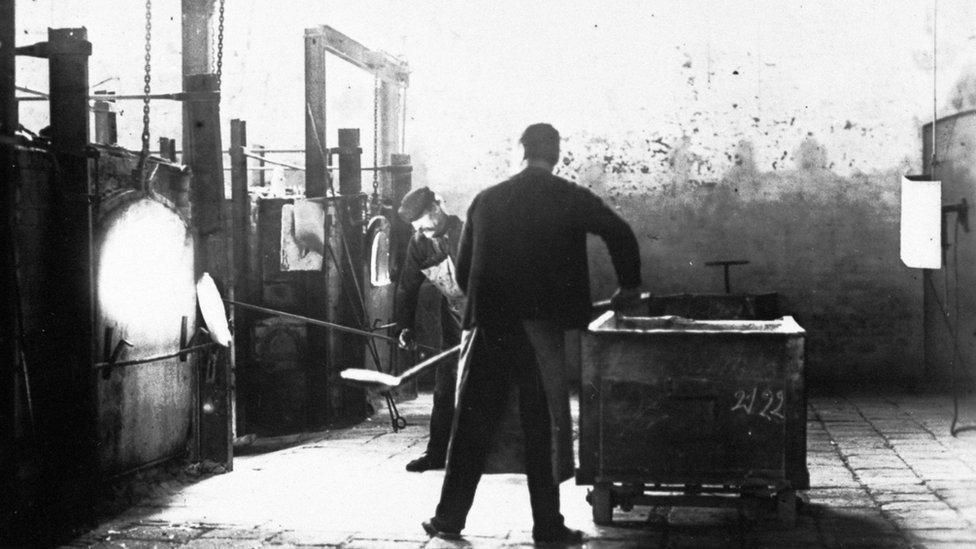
[62,392,976,548]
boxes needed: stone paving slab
[198,528,275,541]
[181,541,269,549]
[59,393,976,548]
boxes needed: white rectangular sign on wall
[900,175,942,269]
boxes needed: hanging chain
[372,74,380,207]
[215,0,225,90]
[140,0,152,157]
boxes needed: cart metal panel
[578,312,807,490]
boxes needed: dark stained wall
[581,140,921,385]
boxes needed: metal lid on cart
[587,310,805,335]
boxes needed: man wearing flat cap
[395,186,465,472]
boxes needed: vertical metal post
[0,0,18,527]
[183,73,232,470]
[181,0,216,78]
[184,74,224,239]
[324,129,365,417]
[160,137,178,162]
[389,153,412,278]
[0,0,15,135]
[229,119,249,436]
[389,153,412,380]
[48,29,91,154]
[181,0,225,454]
[304,28,328,198]
[378,81,401,199]
[338,129,362,196]
[93,98,117,145]
[253,144,266,187]
[47,24,98,501]
[304,29,331,423]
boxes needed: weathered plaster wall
[570,136,920,383]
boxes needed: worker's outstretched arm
[575,186,642,291]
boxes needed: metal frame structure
[304,26,411,420]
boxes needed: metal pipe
[220,165,398,173]
[93,341,221,371]
[224,298,439,353]
[224,298,395,343]
[1,0,17,461]
[15,91,218,101]
[1,2,15,133]
[240,150,304,171]
[328,165,406,172]
[47,25,99,479]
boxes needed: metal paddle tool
[340,345,462,431]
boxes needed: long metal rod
[1,0,18,458]
[329,165,402,172]
[225,298,440,353]
[220,165,401,173]
[932,0,938,170]
[224,298,397,343]
[395,344,461,383]
[15,92,217,101]
[93,341,220,370]
[240,150,305,171]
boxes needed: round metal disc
[196,273,232,347]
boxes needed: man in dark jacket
[422,123,643,544]
[394,186,465,472]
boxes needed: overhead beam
[304,28,329,198]
[305,26,409,86]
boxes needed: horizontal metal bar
[16,85,47,97]
[241,150,305,171]
[226,299,395,342]
[92,341,220,371]
[150,148,306,155]
[225,299,440,353]
[245,148,305,154]
[221,166,302,172]
[326,165,404,172]
[16,91,219,102]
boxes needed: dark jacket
[457,167,641,330]
[394,215,464,332]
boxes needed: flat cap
[397,186,436,223]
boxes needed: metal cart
[577,311,808,525]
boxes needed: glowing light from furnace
[97,198,195,348]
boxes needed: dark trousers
[426,302,461,459]
[434,323,563,532]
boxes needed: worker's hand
[610,286,644,314]
[397,328,417,351]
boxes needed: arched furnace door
[363,216,396,376]
[94,191,197,474]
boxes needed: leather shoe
[422,518,461,540]
[405,454,444,472]
[533,525,584,545]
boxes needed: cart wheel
[775,488,797,527]
[589,483,613,525]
